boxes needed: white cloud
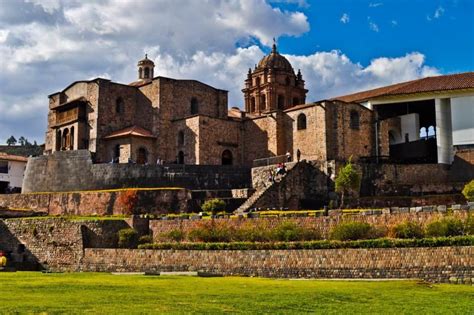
[391,20,398,26]
[0,0,440,144]
[369,21,379,32]
[434,6,445,18]
[427,6,445,21]
[340,13,350,24]
[369,2,383,8]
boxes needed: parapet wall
[23,150,251,193]
[82,247,473,283]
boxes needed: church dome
[137,54,154,66]
[257,43,293,72]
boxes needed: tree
[335,157,361,209]
[462,180,474,202]
[6,136,17,146]
[18,136,26,146]
[201,198,226,216]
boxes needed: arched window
[256,77,260,86]
[277,95,285,110]
[427,125,436,137]
[115,97,124,114]
[62,128,69,150]
[388,131,397,145]
[138,68,142,79]
[112,144,120,163]
[250,97,256,112]
[420,127,427,138]
[260,94,266,110]
[70,126,75,150]
[137,147,148,165]
[144,67,150,79]
[56,129,62,151]
[177,151,184,164]
[285,76,291,86]
[297,113,307,130]
[190,98,199,115]
[293,97,299,106]
[222,150,233,165]
[350,110,360,130]
[178,131,184,146]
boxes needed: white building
[0,153,28,193]
[334,72,474,164]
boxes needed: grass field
[0,272,473,314]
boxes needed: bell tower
[242,41,307,115]
[137,54,155,81]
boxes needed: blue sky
[270,0,473,73]
[0,0,473,144]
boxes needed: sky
[0,0,473,145]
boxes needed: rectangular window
[0,161,8,174]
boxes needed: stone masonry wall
[82,246,473,283]
[23,150,251,193]
[150,211,467,242]
[0,189,190,216]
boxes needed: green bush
[272,221,321,242]
[329,222,379,241]
[138,235,474,250]
[426,217,465,237]
[201,198,226,215]
[391,221,424,239]
[462,180,474,202]
[188,221,233,242]
[118,228,139,248]
[164,229,185,242]
[463,213,474,235]
[138,235,153,245]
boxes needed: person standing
[296,149,301,162]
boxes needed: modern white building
[0,153,28,193]
[334,72,474,164]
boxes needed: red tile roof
[332,72,474,103]
[0,152,28,162]
[104,126,155,139]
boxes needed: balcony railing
[55,107,81,126]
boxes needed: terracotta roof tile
[0,152,28,162]
[332,72,474,103]
[104,126,155,139]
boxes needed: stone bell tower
[137,54,155,81]
[242,41,307,115]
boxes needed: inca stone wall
[149,211,468,242]
[0,189,190,215]
[22,150,251,193]
[82,246,473,283]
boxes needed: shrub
[138,234,153,245]
[329,222,379,241]
[462,180,474,202]
[426,217,465,237]
[271,221,321,242]
[164,229,185,242]
[138,235,474,250]
[391,221,424,239]
[335,157,361,208]
[117,190,139,215]
[188,221,233,242]
[465,213,474,235]
[201,198,227,215]
[118,228,139,248]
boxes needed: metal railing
[253,155,290,167]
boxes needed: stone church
[44,42,373,167]
[44,42,474,168]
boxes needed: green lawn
[0,272,472,314]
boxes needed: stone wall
[81,246,473,283]
[149,211,467,242]
[0,188,190,215]
[0,218,128,271]
[23,150,251,193]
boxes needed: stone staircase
[234,162,298,214]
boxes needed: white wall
[0,160,26,189]
[451,95,474,146]
[400,113,420,143]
